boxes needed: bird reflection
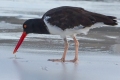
[59,62,79,80]
[13,60,38,80]
[13,60,79,80]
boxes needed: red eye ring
[24,25,27,28]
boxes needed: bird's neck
[41,26,50,34]
[34,19,50,34]
[40,20,50,34]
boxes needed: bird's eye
[24,25,27,28]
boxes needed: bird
[13,6,118,62]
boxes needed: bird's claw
[66,58,79,63]
[48,58,78,63]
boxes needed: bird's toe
[66,58,79,63]
[48,58,65,62]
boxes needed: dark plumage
[13,6,118,62]
[43,6,117,30]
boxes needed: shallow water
[0,0,120,80]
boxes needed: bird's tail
[105,16,118,25]
[116,18,120,26]
[88,11,118,26]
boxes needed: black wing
[43,6,117,30]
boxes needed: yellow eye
[24,25,27,28]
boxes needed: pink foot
[66,58,79,63]
[48,58,65,62]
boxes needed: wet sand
[0,16,120,80]
[0,2,120,80]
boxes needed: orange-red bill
[13,32,27,54]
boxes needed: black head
[13,18,49,54]
[23,18,49,34]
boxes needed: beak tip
[13,49,17,54]
[13,32,27,54]
[13,51,16,54]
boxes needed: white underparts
[44,16,105,38]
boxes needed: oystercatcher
[13,6,117,62]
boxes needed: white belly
[44,17,105,38]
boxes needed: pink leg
[66,36,79,62]
[48,38,69,62]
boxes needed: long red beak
[13,32,27,54]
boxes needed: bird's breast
[44,16,84,37]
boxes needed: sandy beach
[0,0,120,80]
